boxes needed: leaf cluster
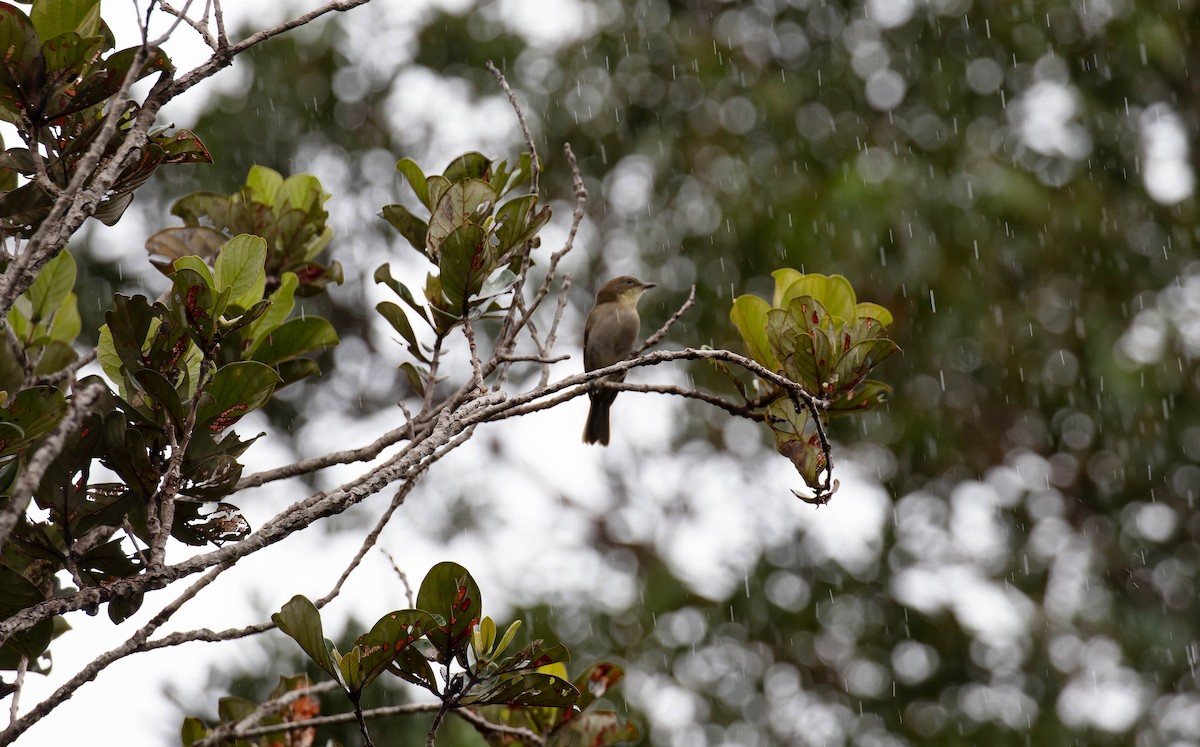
[730,270,898,499]
[0,0,210,234]
[1,165,341,673]
[147,165,342,297]
[376,151,549,392]
[182,563,635,746]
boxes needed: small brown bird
[583,275,655,445]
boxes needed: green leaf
[180,715,208,746]
[213,234,267,311]
[493,619,521,659]
[396,157,430,209]
[0,386,67,457]
[438,224,488,312]
[417,562,482,666]
[473,616,495,659]
[170,267,226,347]
[777,271,857,323]
[250,316,338,366]
[32,340,76,375]
[216,695,257,724]
[96,323,121,390]
[245,165,283,206]
[380,203,429,255]
[770,268,805,309]
[246,271,298,343]
[398,361,426,397]
[767,398,827,492]
[26,249,76,324]
[275,173,327,214]
[426,179,496,256]
[854,301,894,327]
[275,359,322,388]
[426,175,451,217]
[272,596,342,685]
[388,640,439,692]
[491,640,571,676]
[30,0,100,40]
[196,361,281,430]
[47,290,80,342]
[443,151,491,183]
[376,301,425,361]
[489,152,533,196]
[172,255,214,288]
[131,368,186,429]
[730,295,778,371]
[334,646,365,692]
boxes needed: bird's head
[596,275,655,306]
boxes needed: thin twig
[485,61,538,195]
[456,707,544,745]
[636,284,696,355]
[425,701,451,747]
[462,313,486,391]
[498,353,570,365]
[6,657,26,726]
[160,0,217,48]
[314,478,419,607]
[537,275,572,388]
[380,549,415,608]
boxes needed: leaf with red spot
[417,561,482,666]
[552,711,640,745]
[571,661,625,714]
[459,672,578,708]
[426,178,496,257]
[195,361,281,432]
[353,609,435,690]
[0,4,44,120]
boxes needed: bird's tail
[583,391,615,446]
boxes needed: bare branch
[189,680,341,747]
[0,561,230,744]
[204,702,441,744]
[235,419,427,490]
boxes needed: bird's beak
[642,281,657,289]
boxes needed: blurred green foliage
[140,0,1200,745]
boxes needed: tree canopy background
[49,0,1200,744]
